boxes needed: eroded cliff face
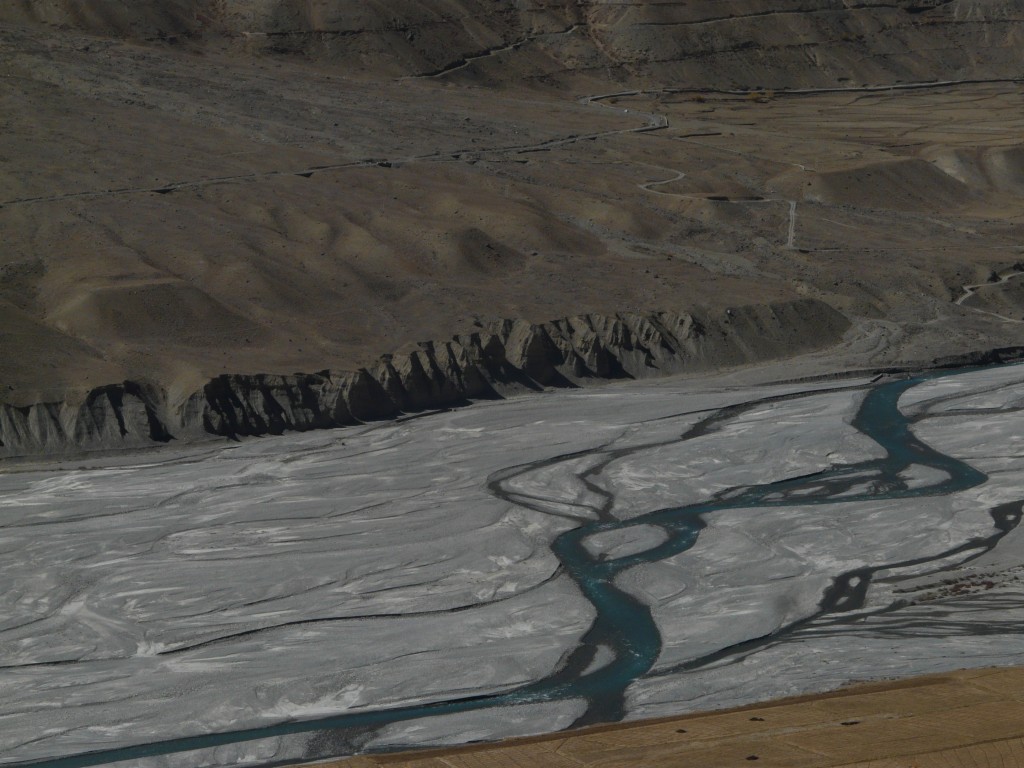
[3,0,1022,87]
[4,4,1021,457]
[0,299,849,457]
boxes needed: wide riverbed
[4,364,1024,767]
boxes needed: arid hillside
[4,0,1024,86]
[1,2,1024,453]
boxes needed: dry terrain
[1,1,1024,421]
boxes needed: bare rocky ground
[1,1,1024,455]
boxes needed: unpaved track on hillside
[0,92,664,209]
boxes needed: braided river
[5,363,1024,767]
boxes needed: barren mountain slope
[2,4,1024,454]
[4,0,1023,85]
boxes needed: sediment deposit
[6,361,1024,767]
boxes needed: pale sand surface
[319,666,1024,768]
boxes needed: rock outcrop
[3,0,1023,87]
[0,299,850,458]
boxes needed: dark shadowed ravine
[16,366,1021,768]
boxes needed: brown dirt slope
[3,1,1023,87]
[2,6,1024,446]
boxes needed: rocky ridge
[3,0,1023,87]
[0,299,848,457]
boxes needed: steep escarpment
[581,0,1024,88]
[0,0,200,37]
[3,0,1022,87]
[0,300,847,457]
